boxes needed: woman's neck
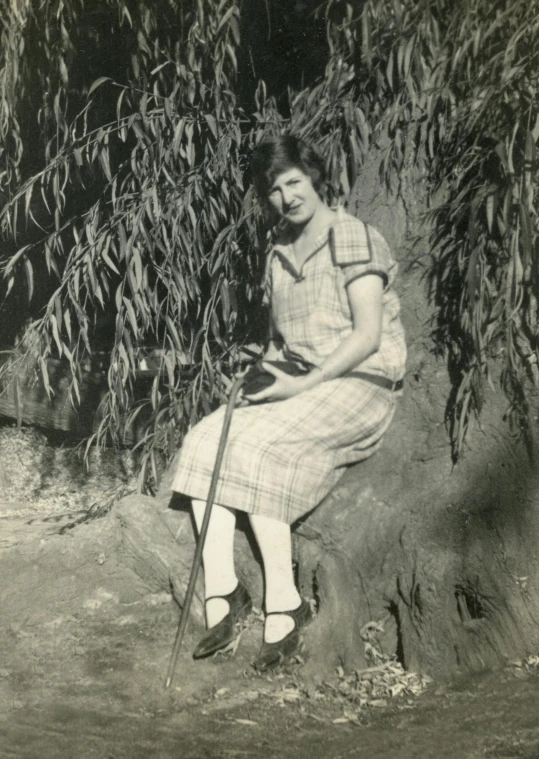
[287,203,336,268]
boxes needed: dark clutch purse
[242,360,309,400]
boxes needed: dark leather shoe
[254,598,313,671]
[193,582,252,659]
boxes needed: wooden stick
[164,376,245,689]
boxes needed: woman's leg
[191,499,237,628]
[249,513,301,643]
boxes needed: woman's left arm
[311,272,383,381]
[246,273,384,402]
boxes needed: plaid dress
[172,208,406,524]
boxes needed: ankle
[204,577,238,599]
[203,579,238,628]
[265,588,301,616]
[205,598,230,628]
[264,612,295,644]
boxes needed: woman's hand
[238,274,385,405]
[243,362,321,404]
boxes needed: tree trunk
[295,377,539,677]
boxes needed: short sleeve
[330,220,393,288]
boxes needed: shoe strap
[205,583,240,605]
[205,594,232,604]
[265,599,306,619]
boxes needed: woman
[172,134,406,670]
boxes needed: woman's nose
[281,188,293,206]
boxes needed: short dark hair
[251,134,326,199]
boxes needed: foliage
[0,0,538,481]
[332,0,539,456]
[0,0,369,488]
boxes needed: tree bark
[295,373,539,677]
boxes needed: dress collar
[272,206,344,269]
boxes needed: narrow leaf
[89,76,111,95]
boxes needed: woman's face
[266,167,321,227]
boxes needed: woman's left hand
[243,362,319,403]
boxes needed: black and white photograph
[1,1,538,757]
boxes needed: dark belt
[350,371,404,392]
[280,349,404,392]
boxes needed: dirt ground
[2,497,539,759]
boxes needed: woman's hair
[251,134,326,199]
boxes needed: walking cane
[164,375,246,689]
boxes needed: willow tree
[1,0,539,675]
[0,0,371,485]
